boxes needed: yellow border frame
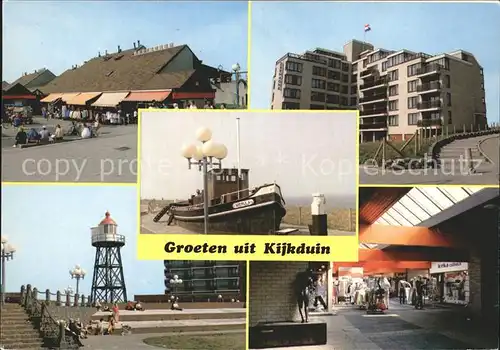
[136,107,360,262]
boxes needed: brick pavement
[252,300,497,349]
[2,124,137,183]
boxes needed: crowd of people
[13,121,100,148]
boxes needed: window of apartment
[382,61,388,72]
[447,92,451,106]
[342,62,350,72]
[341,97,348,106]
[480,68,484,75]
[388,115,399,126]
[350,97,357,107]
[328,70,340,80]
[352,63,358,72]
[310,104,324,110]
[389,100,399,111]
[408,96,419,109]
[326,94,339,104]
[407,63,421,77]
[284,74,302,86]
[327,82,340,92]
[333,60,341,69]
[351,74,357,83]
[389,85,399,96]
[388,70,399,82]
[481,81,484,90]
[286,61,303,73]
[445,75,451,88]
[283,88,301,99]
[311,91,326,102]
[341,85,348,94]
[351,85,357,94]
[433,57,450,69]
[272,80,275,90]
[448,111,452,124]
[408,80,418,93]
[482,97,485,104]
[282,102,301,109]
[341,73,349,83]
[408,113,419,125]
[312,66,327,77]
[312,78,326,89]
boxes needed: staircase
[0,304,45,349]
[437,135,494,172]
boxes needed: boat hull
[171,191,286,235]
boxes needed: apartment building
[164,260,245,302]
[271,48,357,110]
[271,40,487,142]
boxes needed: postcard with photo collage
[1,1,499,350]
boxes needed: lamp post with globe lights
[1,236,16,305]
[181,127,228,233]
[169,275,183,298]
[231,63,247,108]
[69,265,86,295]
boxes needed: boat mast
[236,117,241,199]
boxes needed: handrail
[20,284,83,349]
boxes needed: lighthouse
[90,211,128,304]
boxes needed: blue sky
[250,2,500,124]
[2,1,248,82]
[1,185,164,296]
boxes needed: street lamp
[231,63,247,108]
[69,264,86,295]
[169,274,183,298]
[64,286,74,296]
[181,127,228,234]
[1,235,16,305]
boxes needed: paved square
[2,118,137,183]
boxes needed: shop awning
[60,93,81,103]
[66,92,102,105]
[92,92,130,107]
[124,90,171,102]
[40,93,64,103]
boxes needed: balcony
[416,64,442,77]
[360,78,387,90]
[360,121,388,130]
[359,92,387,104]
[417,118,442,127]
[417,100,442,110]
[360,68,376,77]
[360,107,387,116]
[417,81,441,93]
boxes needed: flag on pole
[364,24,371,32]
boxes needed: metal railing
[20,284,82,349]
[360,121,388,129]
[359,93,387,103]
[417,64,442,75]
[417,118,442,127]
[360,108,387,116]
[417,81,441,92]
[417,100,442,109]
[360,78,387,90]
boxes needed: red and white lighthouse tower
[90,211,128,303]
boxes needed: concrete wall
[47,305,96,323]
[212,81,247,106]
[249,261,308,327]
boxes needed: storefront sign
[277,63,284,91]
[430,262,468,274]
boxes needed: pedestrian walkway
[254,300,497,350]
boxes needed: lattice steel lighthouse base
[90,211,127,304]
